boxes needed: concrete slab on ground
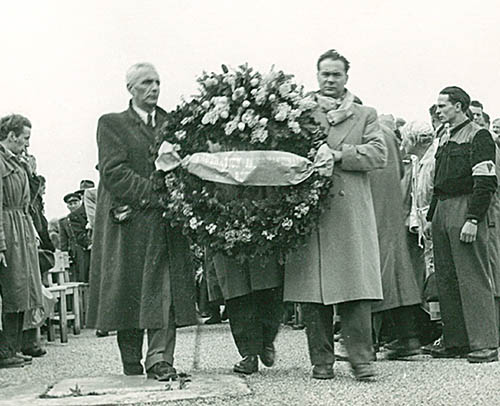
[0,373,251,406]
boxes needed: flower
[250,127,269,143]
[220,111,229,119]
[189,217,202,230]
[232,87,246,100]
[237,122,246,132]
[225,120,239,135]
[242,100,251,108]
[206,223,217,234]
[268,94,276,102]
[262,230,276,240]
[279,82,292,97]
[281,218,293,230]
[202,101,210,109]
[288,121,301,134]
[250,78,259,87]
[175,130,187,140]
[274,103,291,122]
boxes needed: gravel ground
[1,323,500,405]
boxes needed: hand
[460,220,478,243]
[423,222,432,240]
[330,149,343,162]
[0,252,7,267]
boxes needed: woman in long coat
[0,115,43,360]
[284,53,386,381]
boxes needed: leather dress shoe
[233,355,258,374]
[467,348,498,363]
[204,315,222,325]
[0,356,25,369]
[15,353,32,364]
[96,330,109,338]
[430,346,468,359]
[386,338,422,360]
[22,346,47,358]
[123,362,144,376]
[259,344,275,367]
[352,363,375,381]
[312,364,334,379]
[147,361,177,381]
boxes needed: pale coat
[370,126,421,313]
[284,101,387,304]
[0,146,43,313]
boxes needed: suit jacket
[87,103,197,330]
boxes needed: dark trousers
[0,330,14,359]
[117,306,176,370]
[302,300,373,367]
[1,312,24,355]
[22,328,40,350]
[373,304,420,345]
[432,197,498,350]
[225,287,283,357]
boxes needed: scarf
[316,90,355,125]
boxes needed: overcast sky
[1,0,499,219]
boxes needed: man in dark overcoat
[87,62,197,380]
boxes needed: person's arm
[97,115,161,208]
[339,107,388,172]
[69,209,91,249]
[466,129,497,222]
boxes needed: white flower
[201,101,210,109]
[175,130,187,140]
[282,218,293,230]
[220,110,229,119]
[274,103,291,122]
[250,127,269,143]
[181,116,194,126]
[205,223,217,234]
[279,82,292,97]
[288,121,301,134]
[262,230,276,240]
[189,217,202,230]
[201,110,218,125]
[242,100,251,108]
[259,117,269,126]
[250,78,259,87]
[225,120,238,135]
[232,87,246,100]
[268,94,276,102]
[238,122,246,131]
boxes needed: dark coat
[210,253,283,301]
[0,146,43,312]
[284,103,386,304]
[370,126,421,313]
[87,104,197,330]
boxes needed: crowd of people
[1,49,500,385]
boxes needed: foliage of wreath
[152,64,332,262]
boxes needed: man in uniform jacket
[426,86,498,363]
[59,192,81,281]
[87,63,197,380]
[285,49,387,381]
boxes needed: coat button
[339,190,345,196]
[141,199,148,206]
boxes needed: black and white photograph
[1,1,500,405]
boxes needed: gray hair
[125,62,158,87]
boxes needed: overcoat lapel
[327,110,357,149]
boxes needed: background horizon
[1,0,499,219]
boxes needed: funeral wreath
[152,64,333,261]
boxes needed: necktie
[147,113,154,128]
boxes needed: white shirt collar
[131,101,156,126]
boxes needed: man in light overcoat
[285,49,387,381]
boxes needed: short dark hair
[317,49,350,73]
[439,86,470,113]
[429,104,438,117]
[470,100,483,109]
[0,114,31,141]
